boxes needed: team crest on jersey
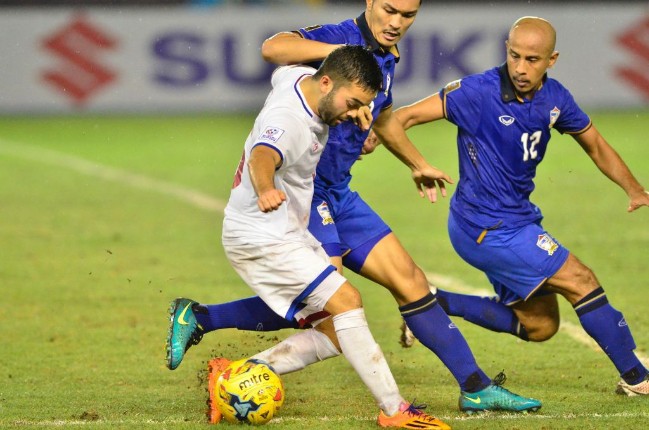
[444,79,462,94]
[549,107,560,129]
[536,234,559,256]
[259,126,285,144]
[316,201,334,225]
[499,115,516,126]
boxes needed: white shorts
[222,235,346,326]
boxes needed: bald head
[509,16,557,55]
[505,16,559,99]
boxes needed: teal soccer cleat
[166,298,204,370]
[459,372,542,414]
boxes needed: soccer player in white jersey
[173,45,452,428]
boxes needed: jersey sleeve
[253,110,307,169]
[440,75,484,135]
[296,23,351,45]
[552,85,592,135]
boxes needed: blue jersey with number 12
[441,64,592,230]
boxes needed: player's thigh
[511,293,560,341]
[359,233,430,305]
[545,253,600,305]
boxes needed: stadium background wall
[1,2,648,114]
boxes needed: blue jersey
[441,65,592,230]
[297,13,399,190]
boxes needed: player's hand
[412,165,454,203]
[627,190,649,212]
[257,189,286,212]
[361,129,382,155]
[350,105,373,131]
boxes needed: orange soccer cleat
[378,401,451,429]
[206,357,232,424]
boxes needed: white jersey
[223,65,329,245]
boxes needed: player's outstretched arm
[248,145,286,213]
[372,107,453,203]
[261,32,343,65]
[573,125,649,212]
[364,92,447,154]
[393,92,446,130]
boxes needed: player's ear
[320,75,334,95]
[548,50,559,68]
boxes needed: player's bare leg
[545,253,648,395]
[359,233,430,306]
[511,294,560,342]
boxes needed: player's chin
[380,32,400,46]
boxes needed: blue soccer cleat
[459,372,542,414]
[166,297,204,370]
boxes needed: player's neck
[299,78,321,118]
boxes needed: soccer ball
[215,358,285,425]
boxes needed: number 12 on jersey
[521,131,542,161]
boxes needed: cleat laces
[404,401,441,424]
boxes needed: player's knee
[325,282,363,314]
[525,317,560,342]
[560,257,599,295]
[397,265,431,300]
[574,265,598,289]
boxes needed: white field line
[9,410,649,426]
[0,139,224,213]
[2,141,648,369]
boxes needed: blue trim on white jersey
[294,74,314,117]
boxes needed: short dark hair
[313,45,382,94]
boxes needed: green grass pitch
[1,111,648,429]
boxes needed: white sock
[251,328,340,375]
[333,308,404,416]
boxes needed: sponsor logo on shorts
[316,201,334,225]
[536,233,559,256]
[618,317,628,327]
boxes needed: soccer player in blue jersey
[167,0,544,414]
[383,16,649,396]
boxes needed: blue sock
[400,292,491,392]
[436,289,528,340]
[193,296,300,333]
[575,287,648,385]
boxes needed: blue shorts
[448,210,569,305]
[308,185,391,273]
